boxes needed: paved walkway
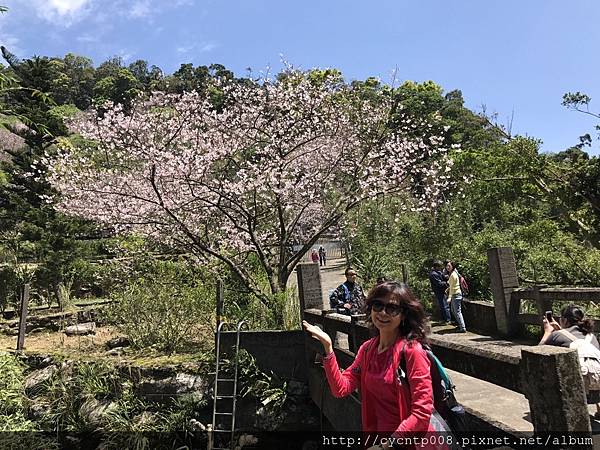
[317,257,349,308]
[310,260,600,440]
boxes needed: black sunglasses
[370,299,402,316]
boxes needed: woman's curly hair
[364,281,430,343]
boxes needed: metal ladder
[210,320,246,450]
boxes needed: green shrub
[0,266,20,312]
[108,261,214,353]
[0,353,37,432]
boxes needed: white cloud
[118,48,134,62]
[176,44,194,54]
[130,0,151,18]
[199,42,217,53]
[48,0,90,16]
[15,0,193,25]
[0,19,23,56]
[76,33,100,43]
[176,41,217,55]
[0,31,22,57]
[24,0,93,25]
[127,0,195,21]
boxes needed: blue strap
[342,283,350,302]
[400,342,455,391]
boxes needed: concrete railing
[302,307,593,439]
[298,259,594,441]
[488,247,600,336]
[510,286,600,332]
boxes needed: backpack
[559,330,600,392]
[457,272,469,296]
[399,342,469,436]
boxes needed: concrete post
[297,263,324,313]
[216,278,224,329]
[520,346,592,444]
[16,283,30,351]
[401,263,409,284]
[532,284,551,318]
[349,315,359,353]
[322,310,337,345]
[487,247,520,336]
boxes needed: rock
[79,398,118,427]
[28,327,46,334]
[106,336,130,350]
[77,310,95,323]
[25,365,57,397]
[106,347,124,356]
[286,380,308,398]
[133,411,156,427]
[234,434,259,450]
[255,405,284,431]
[62,435,83,449]
[188,419,206,431]
[2,310,16,320]
[277,401,319,429]
[64,322,96,336]
[28,401,50,420]
[136,372,207,402]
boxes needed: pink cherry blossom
[47,68,454,301]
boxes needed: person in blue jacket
[329,267,365,315]
[429,260,450,323]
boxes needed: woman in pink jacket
[303,281,451,449]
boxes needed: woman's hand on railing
[302,320,333,355]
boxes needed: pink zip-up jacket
[323,336,449,449]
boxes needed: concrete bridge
[220,247,600,449]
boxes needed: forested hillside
[1,47,599,316]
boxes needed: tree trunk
[277,267,290,294]
[52,281,65,311]
[268,273,281,296]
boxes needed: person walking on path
[446,261,466,333]
[318,246,327,266]
[304,281,452,449]
[329,267,365,315]
[311,249,319,264]
[429,260,450,324]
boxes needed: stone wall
[429,297,497,335]
[462,300,498,335]
[219,330,307,382]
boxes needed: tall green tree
[0,47,103,308]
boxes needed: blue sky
[1,0,599,155]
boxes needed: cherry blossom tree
[47,69,454,303]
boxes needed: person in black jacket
[329,267,365,315]
[429,260,450,323]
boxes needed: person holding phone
[304,281,453,449]
[540,304,600,419]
